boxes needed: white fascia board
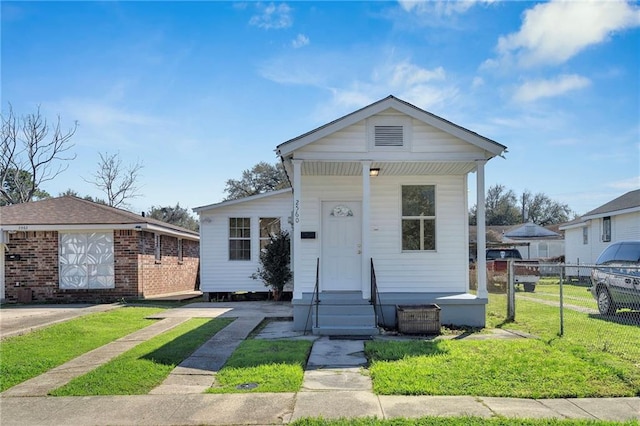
[559,220,589,231]
[276,97,507,159]
[582,206,640,221]
[0,223,199,241]
[193,188,292,214]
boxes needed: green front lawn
[365,289,639,398]
[208,339,313,393]
[51,317,233,395]
[366,339,634,398]
[0,306,163,392]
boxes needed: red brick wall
[137,232,200,297]
[3,229,199,303]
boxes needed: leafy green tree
[251,230,291,301]
[1,104,76,205]
[1,169,50,206]
[520,190,574,226]
[224,161,289,200]
[147,204,199,232]
[470,184,575,226]
[485,184,520,225]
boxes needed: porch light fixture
[369,168,380,177]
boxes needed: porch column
[292,159,303,300]
[475,159,488,298]
[361,161,371,300]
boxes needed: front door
[321,201,362,291]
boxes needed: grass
[366,284,640,399]
[365,339,635,398]
[0,306,163,392]
[289,418,637,426]
[521,282,598,310]
[51,317,233,395]
[208,338,313,393]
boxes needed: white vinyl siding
[198,191,292,293]
[292,175,468,295]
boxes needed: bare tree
[85,152,143,209]
[1,104,77,205]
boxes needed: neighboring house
[0,196,200,303]
[194,188,293,296]
[502,222,564,260]
[469,223,564,262]
[196,95,507,334]
[560,189,640,280]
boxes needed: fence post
[559,264,564,336]
[507,260,515,321]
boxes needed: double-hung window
[602,216,611,242]
[401,185,436,251]
[229,218,251,260]
[259,218,281,250]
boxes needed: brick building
[0,196,199,303]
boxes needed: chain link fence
[488,262,640,368]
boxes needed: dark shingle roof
[583,189,640,217]
[0,196,198,237]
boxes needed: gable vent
[374,125,403,147]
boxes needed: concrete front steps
[311,291,379,336]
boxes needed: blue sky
[2,1,639,217]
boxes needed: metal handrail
[303,258,320,335]
[314,257,320,328]
[370,258,385,327]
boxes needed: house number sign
[295,199,300,223]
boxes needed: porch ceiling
[301,161,476,176]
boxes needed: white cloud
[513,74,591,103]
[292,34,309,48]
[398,0,494,16]
[471,76,484,89]
[249,2,293,30]
[497,0,640,68]
[608,176,640,191]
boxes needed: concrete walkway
[1,302,638,425]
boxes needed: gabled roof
[582,189,640,219]
[276,95,507,158]
[193,188,292,213]
[0,196,199,239]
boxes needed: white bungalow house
[196,96,507,334]
[560,189,640,280]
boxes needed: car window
[486,249,521,260]
[596,244,621,264]
[613,242,640,263]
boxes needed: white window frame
[602,216,611,242]
[229,217,251,261]
[154,233,161,262]
[401,185,436,252]
[259,217,281,250]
